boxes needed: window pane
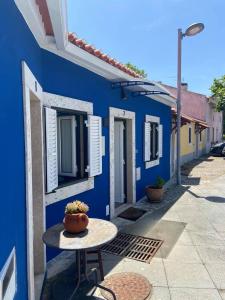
[60,119,73,173]
[150,123,159,161]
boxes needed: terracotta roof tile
[68,33,140,78]
[36,2,141,78]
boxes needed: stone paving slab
[164,262,215,289]
[205,263,225,289]
[169,288,222,300]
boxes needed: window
[45,107,102,193]
[144,115,163,168]
[199,131,202,142]
[57,110,88,187]
[188,127,192,144]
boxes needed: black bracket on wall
[132,91,170,97]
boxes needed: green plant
[125,62,147,78]
[65,200,89,214]
[210,76,225,134]
[155,176,165,188]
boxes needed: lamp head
[184,23,204,37]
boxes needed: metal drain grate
[101,232,163,263]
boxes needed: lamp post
[176,23,204,185]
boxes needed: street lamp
[176,23,204,185]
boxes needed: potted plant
[63,200,89,234]
[145,176,165,203]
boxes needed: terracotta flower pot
[63,213,89,234]
[145,186,164,203]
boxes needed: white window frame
[145,115,160,169]
[43,92,94,206]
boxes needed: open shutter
[159,124,163,158]
[45,107,58,193]
[144,122,151,162]
[87,115,102,177]
[58,116,77,177]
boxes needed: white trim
[146,159,159,168]
[22,61,45,300]
[0,248,17,300]
[109,107,136,219]
[145,115,160,123]
[14,0,176,108]
[15,0,48,44]
[43,92,94,205]
[43,92,93,114]
[46,0,68,49]
[45,178,94,206]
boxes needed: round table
[43,218,118,300]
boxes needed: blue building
[0,1,175,299]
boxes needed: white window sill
[45,177,94,206]
[145,159,159,169]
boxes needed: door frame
[109,107,136,219]
[22,62,45,300]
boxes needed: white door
[114,121,125,204]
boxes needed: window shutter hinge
[85,165,90,173]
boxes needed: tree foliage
[210,75,225,134]
[125,62,147,78]
[210,75,225,111]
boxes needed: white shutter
[159,124,163,158]
[87,115,102,177]
[144,122,151,162]
[58,116,77,177]
[45,107,58,193]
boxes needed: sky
[67,0,225,95]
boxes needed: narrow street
[99,156,225,300]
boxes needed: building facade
[0,1,175,299]
[163,83,222,176]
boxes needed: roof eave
[15,0,176,107]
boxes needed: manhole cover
[101,232,163,263]
[101,272,152,300]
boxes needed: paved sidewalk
[44,156,225,300]
[97,156,225,300]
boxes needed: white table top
[43,218,118,250]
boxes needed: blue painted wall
[0,1,43,299]
[0,1,171,298]
[43,50,171,258]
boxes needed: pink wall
[163,84,207,122]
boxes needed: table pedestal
[67,250,116,300]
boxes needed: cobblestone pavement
[42,155,225,300]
